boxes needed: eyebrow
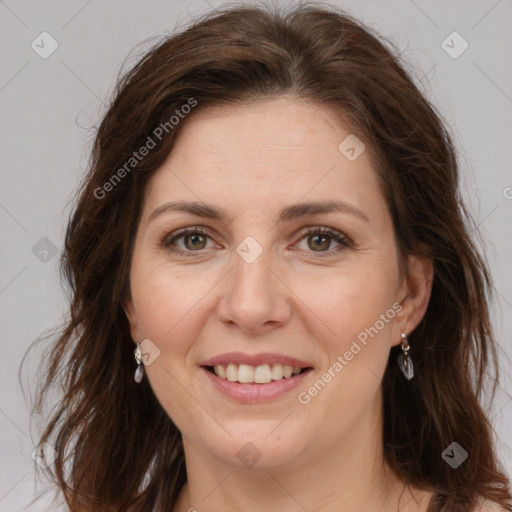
[147,199,369,224]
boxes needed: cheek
[130,259,217,343]
[293,263,397,345]
[129,262,217,428]
[291,263,398,409]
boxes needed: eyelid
[161,225,210,245]
[292,226,352,256]
[295,225,351,244]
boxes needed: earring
[134,342,144,383]
[398,332,414,380]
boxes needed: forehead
[166,97,359,172]
[142,97,385,221]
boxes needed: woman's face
[124,96,430,471]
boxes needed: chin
[199,423,311,471]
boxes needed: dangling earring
[398,332,414,380]
[134,342,144,383]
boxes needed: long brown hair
[24,2,512,511]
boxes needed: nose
[216,245,292,334]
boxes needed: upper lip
[199,352,313,369]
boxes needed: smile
[205,363,309,384]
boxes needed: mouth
[202,363,313,384]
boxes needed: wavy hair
[24,2,512,511]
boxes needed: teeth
[226,363,238,382]
[238,364,254,383]
[212,363,305,383]
[254,364,272,384]
[217,364,226,379]
[271,363,283,380]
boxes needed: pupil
[311,234,329,251]
[187,234,205,250]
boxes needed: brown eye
[295,227,351,256]
[162,227,214,255]
[183,232,207,250]
[307,233,331,251]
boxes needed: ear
[391,254,434,346]
[123,294,140,344]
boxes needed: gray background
[1,0,511,510]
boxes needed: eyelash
[161,226,351,258]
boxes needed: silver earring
[398,332,414,380]
[134,342,144,383]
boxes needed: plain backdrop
[1,0,511,510]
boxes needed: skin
[124,96,435,512]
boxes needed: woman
[29,2,512,511]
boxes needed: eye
[161,227,216,255]
[294,226,351,256]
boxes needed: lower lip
[201,367,313,403]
